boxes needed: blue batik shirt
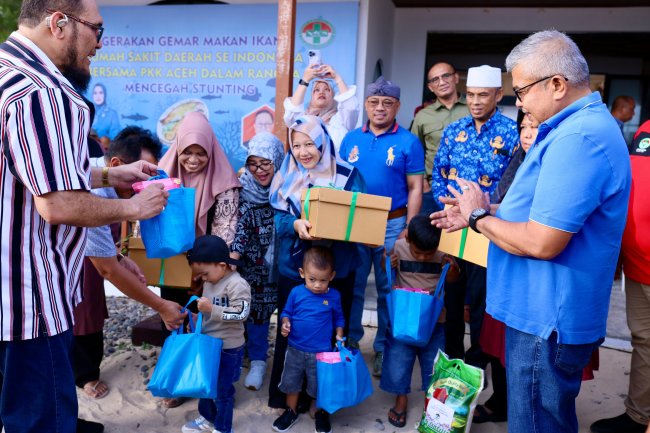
[431,110,518,207]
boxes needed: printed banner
[89,3,359,169]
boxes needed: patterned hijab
[307,79,338,124]
[240,132,285,205]
[158,111,240,235]
[270,115,356,217]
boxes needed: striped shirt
[0,32,91,341]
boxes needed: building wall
[390,6,650,125]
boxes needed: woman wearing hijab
[230,132,285,392]
[283,64,359,150]
[156,111,241,409]
[267,115,365,416]
[91,83,121,140]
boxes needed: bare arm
[288,65,320,107]
[89,256,186,330]
[34,184,168,227]
[406,174,423,223]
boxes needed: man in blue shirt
[432,65,518,364]
[340,76,424,376]
[431,30,631,433]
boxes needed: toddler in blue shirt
[273,246,344,433]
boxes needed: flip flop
[83,380,110,400]
[388,407,407,428]
[161,397,187,408]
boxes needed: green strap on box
[303,187,358,242]
[159,258,166,286]
[458,228,468,259]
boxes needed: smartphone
[308,49,322,68]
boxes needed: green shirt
[410,96,469,181]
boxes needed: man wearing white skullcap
[430,65,519,396]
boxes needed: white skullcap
[466,65,502,88]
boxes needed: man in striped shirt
[0,1,182,432]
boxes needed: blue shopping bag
[316,341,373,413]
[387,258,450,347]
[139,170,196,259]
[148,296,223,399]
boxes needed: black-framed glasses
[246,160,273,173]
[513,75,568,102]
[427,72,455,86]
[366,98,397,109]
[46,9,104,42]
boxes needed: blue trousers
[199,345,244,433]
[246,321,270,362]
[0,328,77,433]
[505,326,602,433]
[348,216,406,353]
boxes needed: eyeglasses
[366,98,397,109]
[46,9,104,43]
[513,75,568,102]
[427,72,455,86]
[246,160,273,173]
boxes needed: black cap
[187,235,243,266]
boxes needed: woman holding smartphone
[283,58,359,150]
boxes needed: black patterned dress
[231,199,277,324]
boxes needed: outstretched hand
[110,160,158,194]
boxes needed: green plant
[0,0,21,42]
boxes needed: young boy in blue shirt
[272,247,345,433]
[380,215,460,428]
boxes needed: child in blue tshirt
[273,246,344,433]
[380,215,460,428]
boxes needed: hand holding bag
[387,257,450,347]
[138,169,196,259]
[148,296,223,399]
[316,341,373,413]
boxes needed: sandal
[161,397,187,408]
[388,407,407,428]
[83,380,110,399]
[473,404,507,424]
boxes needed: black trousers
[267,272,355,409]
[71,331,104,388]
[444,260,487,367]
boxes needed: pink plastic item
[132,178,182,193]
[316,352,342,364]
[395,287,430,294]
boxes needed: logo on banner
[300,19,334,47]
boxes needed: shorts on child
[278,345,318,398]
[379,323,445,395]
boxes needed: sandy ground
[77,321,633,433]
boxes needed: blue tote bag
[316,341,373,413]
[387,258,450,347]
[148,296,223,399]
[139,170,196,259]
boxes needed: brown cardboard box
[300,188,392,245]
[438,227,490,268]
[128,237,193,288]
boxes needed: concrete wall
[390,7,650,125]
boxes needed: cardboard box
[128,237,193,288]
[300,188,392,245]
[437,227,490,268]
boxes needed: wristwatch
[298,78,310,87]
[468,208,489,233]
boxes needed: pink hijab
[158,112,241,236]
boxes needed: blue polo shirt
[486,92,631,344]
[281,284,345,353]
[340,121,424,211]
[432,111,518,207]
